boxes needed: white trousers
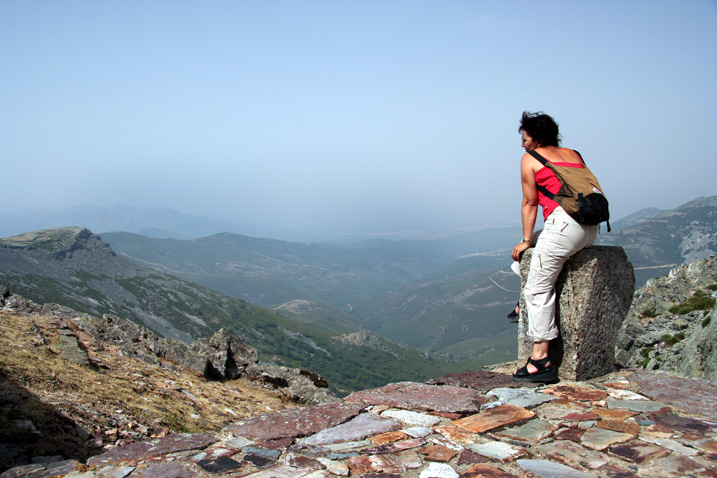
[522,208,599,342]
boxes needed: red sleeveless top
[535,160,586,220]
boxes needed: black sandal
[506,302,519,323]
[512,356,558,383]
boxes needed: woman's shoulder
[539,147,582,164]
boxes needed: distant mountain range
[0,227,483,395]
[99,196,716,358]
[1,196,714,389]
[0,205,260,240]
[595,196,717,285]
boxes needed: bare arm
[512,154,539,261]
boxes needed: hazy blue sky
[2,0,716,239]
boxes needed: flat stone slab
[0,460,87,478]
[648,411,715,435]
[87,433,217,467]
[224,402,365,441]
[453,404,534,434]
[468,441,527,462]
[380,409,442,428]
[129,462,196,478]
[493,418,556,443]
[517,458,599,478]
[345,381,485,413]
[542,383,608,402]
[608,441,671,464]
[433,425,480,445]
[535,440,608,469]
[606,398,670,413]
[419,462,459,478]
[484,388,557,410]
[463,463,520,477]
[300,413,401,446]
[418,443,461,462]
[580,428,633,451]
[426,371,535,392]
[629,371,717,420]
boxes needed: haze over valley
[1,196,714,394]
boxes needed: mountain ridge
[0,227,482,395]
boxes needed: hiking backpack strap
[527,150,611,232]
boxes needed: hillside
[596,196,717,286]
[0,228,482,395]
[97,196,717,362]
[0,300,301,471]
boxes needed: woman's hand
[512,240,531,262]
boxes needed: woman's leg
[521,209,598,372]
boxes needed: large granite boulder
[517,246,634,381]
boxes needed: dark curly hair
[518,111,561,147]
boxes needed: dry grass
[0,312,299,469]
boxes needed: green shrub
[669,304,694,315]
[661,332,685,346]
[707,284,717,291]
[703,316,712,327]
[669,289,716,315]
[641,308,657,318]
[640,347,654,358]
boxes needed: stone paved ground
[2,370,716,478]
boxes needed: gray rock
[518,246,635,381]
[246,363,338,405]
[300,413,401,446]
[517,458,598,478]
[614,256,717,378]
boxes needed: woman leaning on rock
[510,111,600,383]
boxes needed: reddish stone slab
[456,449,487,465]
[538,440,608,470]
[224,402,365,440]
[630,371,717,420]
[543,384,608,402]
[453,404,534,434]
[561,412,601,421]
[87,433,218,467]
[361,438,426,455]
[345,381,485,413]
[597,420,640,437]
[130,462,196,477]
[649,411,715,435]
[592,409,637,421]
[347,456,374,475]
[348,454,409,475]
[433,425,479,445]
[553,427,586,443]
[608,442,671,464]
[417,444,460,462]
[426,371,536,392]
[369,431,408,445]
[463,463,520,477]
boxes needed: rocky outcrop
[331,330,406,359]
[517,246,635,380]
[615,256,717,379]
[0,289,336,406]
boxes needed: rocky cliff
[615,256,717,379]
